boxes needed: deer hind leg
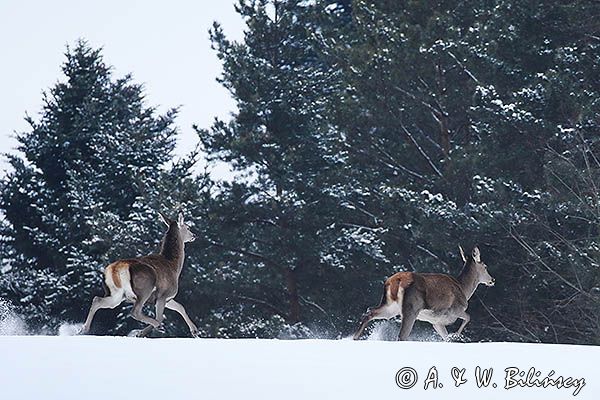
[397,288,424,341]
[136,297,167,337]
[130,289,160,331]
[397,306,418,341]
[166,299,199,337]
[353,300,403,340]
[136,298,196,338]
[353,311,375,340]
[127,263,162,336]
[81,291,124,334]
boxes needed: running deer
[81,211,199,337]
[353,246,494,341]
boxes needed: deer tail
[378,281,390,307]
[385,272,415,302]
[102,280,110,297]
[104,261,134,298]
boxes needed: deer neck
[457,261,479,300]
[159,224,185,274]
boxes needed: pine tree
[197,0,360,336]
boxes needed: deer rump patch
[105,261,141,299]
[106,261,132,288]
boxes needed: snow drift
[0,336,597,400]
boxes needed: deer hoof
[127,329,142,337]
[447,333,468,342]
[128,329,151,338]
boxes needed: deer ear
[158,211,171,227]
[459,245,466,263]
[178,212,184,225]
[472,246,481,263]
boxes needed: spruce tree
[0,41,193,333]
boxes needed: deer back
[412,273,467,311]
[135,255,180,291]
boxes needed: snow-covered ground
[0,335,596,400]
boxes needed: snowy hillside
[0,336,596,400]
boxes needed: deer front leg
[166,299,199,337]
[135,324,154,338]
[432,324,449,341]
[155,297,167,325]
[455,311,470,336]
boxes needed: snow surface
[0,336,597,400]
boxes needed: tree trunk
[285,267,301,323]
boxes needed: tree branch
[207,239,281,270]
[447,51,481,84]
[400,123,443,177]
[238,295,287,319]
[509,228,598,302]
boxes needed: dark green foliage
[0,41,205,334]
[196,0,599,342]
[1,1,599,343]
[196,0,353,335]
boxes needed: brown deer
[80,211,199,337]
[353,246,494,341]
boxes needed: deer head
[159,211,196,243]
[460,245,494,287]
